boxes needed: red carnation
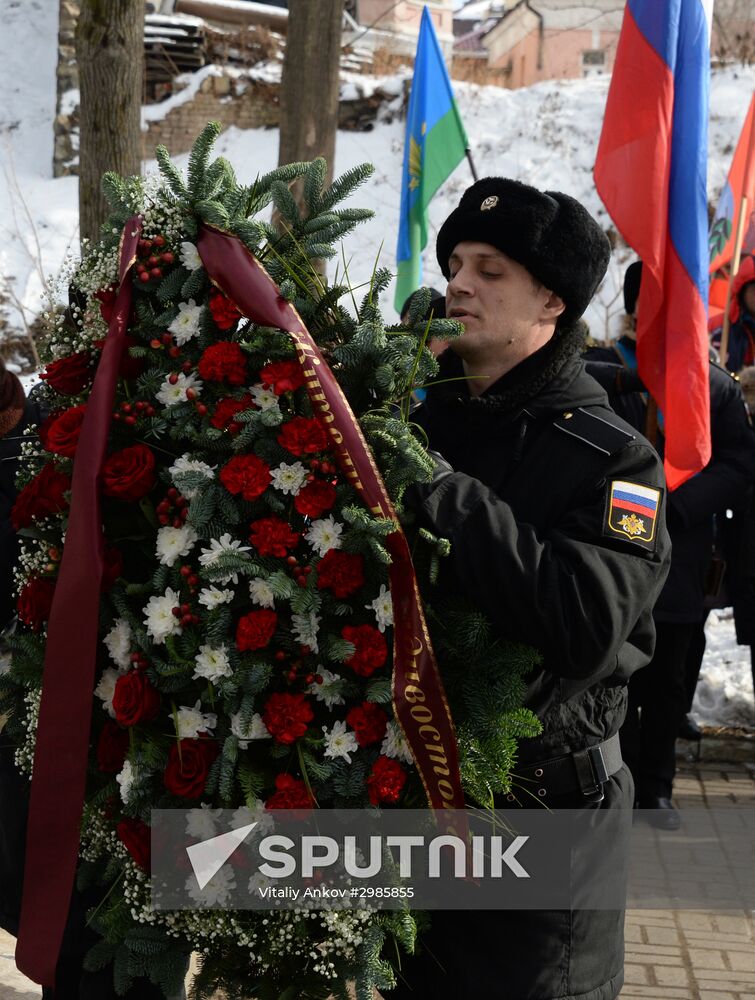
[277,416,329,456]
[40,352,93,395]
[346,701,388,747]
[260,360,304,395]
[198,341,247,385]
[164,736,219,799]
[10,462,70,529]
[97,720,129,773]
[262,692,314,744]
[16,577,56,631]
[367,756,407,806]
[102,444,156,502]
[236,609,278,651]
[265,773,313,811]
[116,817,151,871]
[112,670,161,727]
[342,624,388,677]
[39,405,86,457]
[219,454,271,501]
[211,394,253,432]
[209,290,242,331]
[101,545,124,592]
[249,517,300,558]
[294,479,336,518]
[316,549,365,599]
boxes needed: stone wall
[54,0,80,177]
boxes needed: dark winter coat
[396,326,670,1000]
[584,342,755,623]
[0,397,46,629]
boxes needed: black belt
[507,733,623,805]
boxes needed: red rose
[265,773,313,810]
[249,516,300,557]
[260,361,304,395]
[277,417,329,456]
[346,701,388,747]
[262,692,314,744]
[219,454,271,501]
[209,290,241,331]
[342,624,388,677]
[211,394,253,432]
[101,545,124,592]
[94,285,117,324]
[97,720,129,773]
[112,670,161,727]
[236,609,278,651]
[116,817,151,871]
[102,444,157,502]
[164,737,219,799]
[198,342,247,385]
[294,479,336,518]
[16,577,55,631]
[40,352,93,395]
[10,462,71,529]
[367,756,407,806]
[39,405,86,457]
[316,550,365,599]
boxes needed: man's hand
[403,450,454,510]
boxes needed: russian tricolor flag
[594,0,713,491]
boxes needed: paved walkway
[1,758,753,1000]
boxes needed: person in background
[585,264,755,828]
[712,254,755,373]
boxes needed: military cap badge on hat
[436,177,611,326]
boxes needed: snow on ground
[0,1,754,727]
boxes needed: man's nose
[447,266,473,297]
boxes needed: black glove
[403,450,454,511]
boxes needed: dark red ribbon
[197,224,465,816]
[16,217,143,987]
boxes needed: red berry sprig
[156,488,189,528]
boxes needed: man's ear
[541,290,566,322]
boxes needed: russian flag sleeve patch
[603,479,662,550]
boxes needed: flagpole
[465,148,478,182]
[720,194,750,370]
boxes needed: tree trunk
[76,0,143,246]
[278,0,345,193]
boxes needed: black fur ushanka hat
[436,177,611,326]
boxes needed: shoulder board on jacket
[552,406,636,456]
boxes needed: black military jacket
[412,327,672,765]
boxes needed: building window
[582,49,606,76]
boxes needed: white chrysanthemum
[94,668,120,717]
[193,643,233,682]
[248,578,275,609]
[156,371,203,407]
[322,720,359,764]
[186,866,236,906]
[380,720,414,765]
[230,711,271,749]
[185,803,221,841]
[270,461,307,496]
[116,760,137,804]
[143,587,182,644]
[250,384,280,411]
[231,800,274,836]
[103,618,132,671]
[291,611,320,653]
[175,700,217,739]
[168,298,203,345]
[198,586,234,609]
[366,584,394,633]
[305,516,343,557]
[198,533,251,584]
[308,667,345,709]
[155,524,198,567]
[168,454,216,497]
[179,242,202,272]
